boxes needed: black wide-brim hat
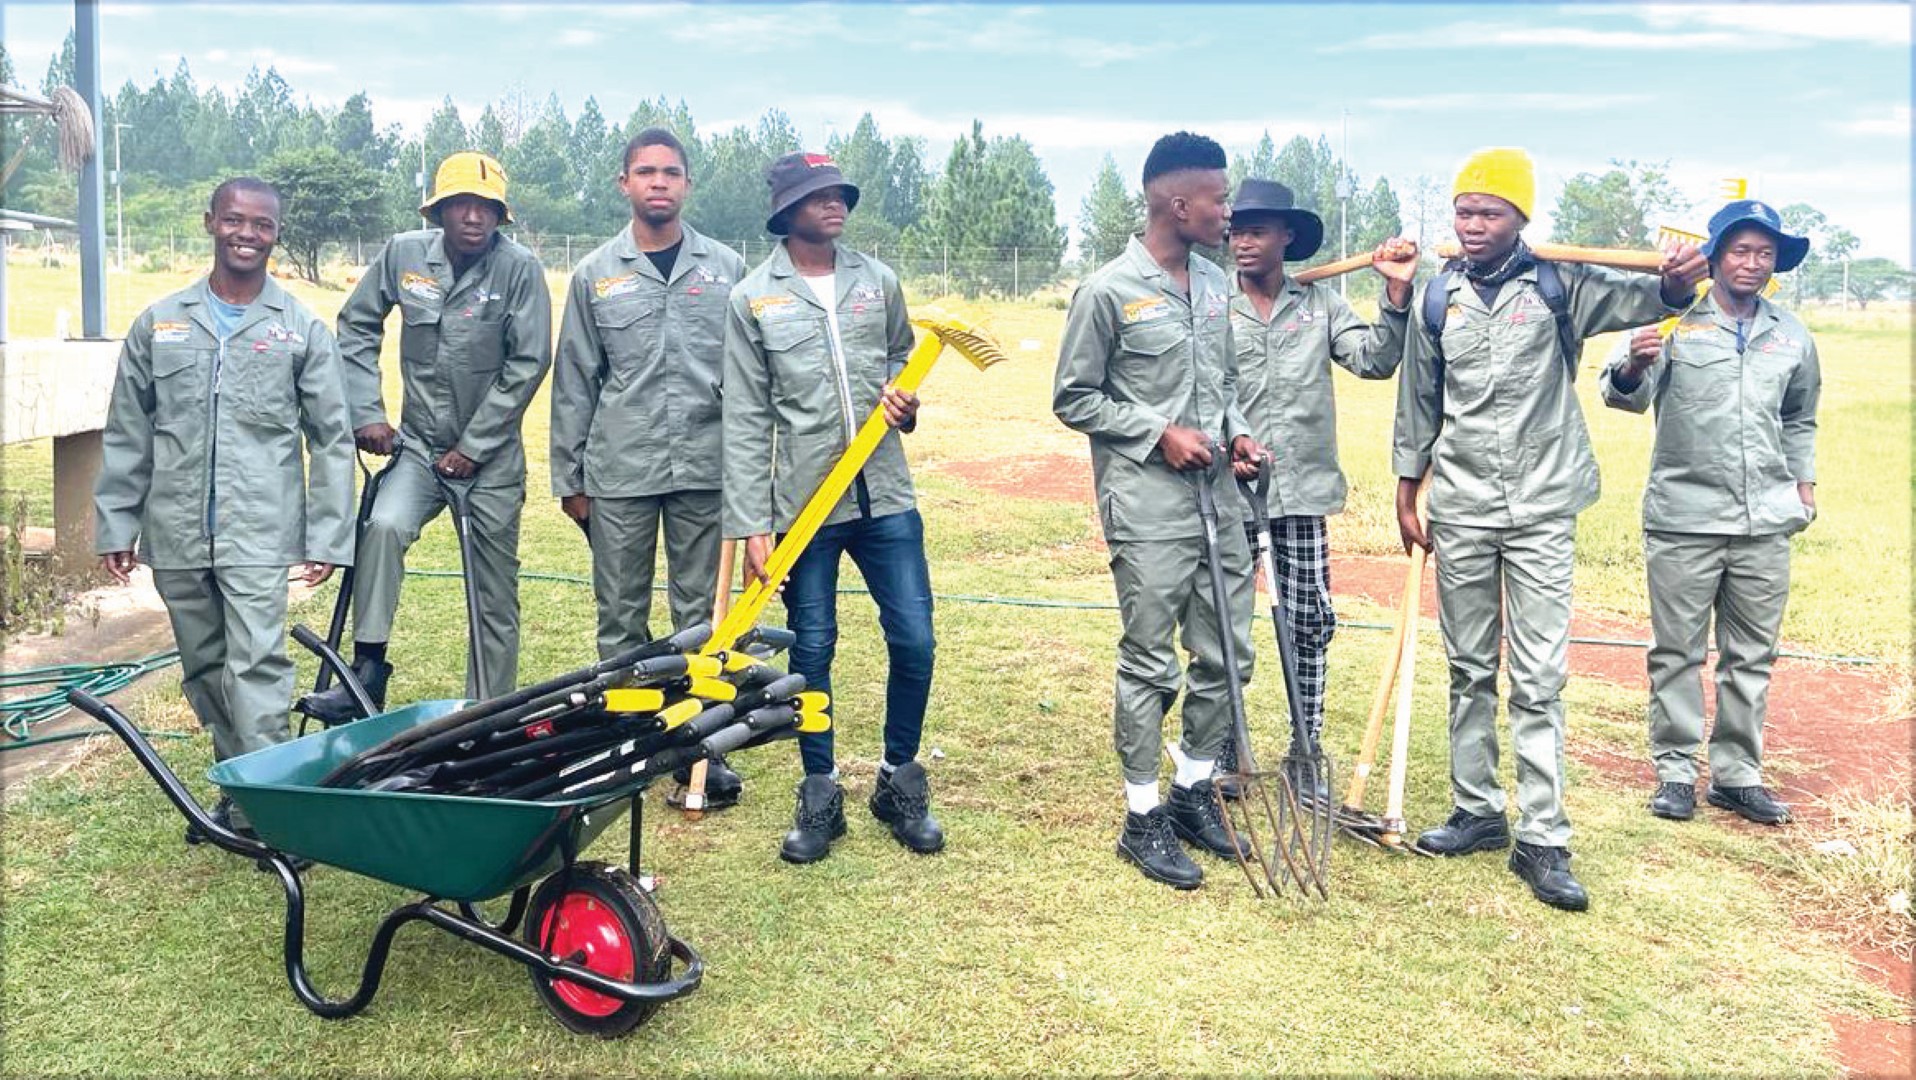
[1229,178,1324,261]
[1701,198,1810,273]
[765,151,861,236]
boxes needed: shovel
[431,460,490,701]
[1194,452,1327,901]
[1333,544,1437,857]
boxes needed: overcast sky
[7,1,1910,261]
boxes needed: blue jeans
[782,508,935,775]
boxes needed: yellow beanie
[1453,147,1535,221]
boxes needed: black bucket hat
[1702,199,1810,273]
[765,152,861,235]
[1229,178,1324,261]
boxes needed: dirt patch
[930,451,1093,506]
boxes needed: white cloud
[1366,92,1654,113]
[1624,4,1911,46]
[1834,104,1912,137]
[245,49,336,76]
[557,28,602,47]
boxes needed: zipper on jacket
[822,306,857,443]
[205,336,225,545]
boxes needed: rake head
[1214,750,1335,901]
[911,307,1011,371]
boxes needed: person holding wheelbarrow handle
[304,150,552,720]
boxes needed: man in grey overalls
[1055,133,1266,890]
[1600,200,1819,827]
[302,151,552,719]
[95,177,355,832]
[1394,147,1706,910]
[550,127,749,806]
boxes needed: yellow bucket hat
[420,150,513,224]
[1452,147,1534,221]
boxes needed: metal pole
[1013,247,1019,295]
[75,0,108,338]
[113,121,128,272]
[1338,108,1350,300]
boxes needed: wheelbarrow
[64,686,738,1038]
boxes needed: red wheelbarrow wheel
[525,862,671,1037]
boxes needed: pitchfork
[1194,453,1330,901]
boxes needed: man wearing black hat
[1054,132,1265,890]
[722,151,944,864]
[1227,178,1416,792]
[1599,199,1820,827]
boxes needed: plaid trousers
[1262,515,1337,738]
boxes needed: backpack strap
[1421,265,1456,364]
[1533,260,1580,372]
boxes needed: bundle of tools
[317,623,827,802]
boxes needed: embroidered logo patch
[153,320,192,345]
[264,325,305,346]
[1202,293,1227,318]
[750,294,797,318]
[1123,296,1170,323]
[850,283,884,305]
[594,273,642,300]
[401,272,443,303]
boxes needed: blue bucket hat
[1702,199,1810,273]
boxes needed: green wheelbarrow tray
[209,700,628,902]
[66,689,704,1038]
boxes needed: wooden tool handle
[1382,544,1426,827]
[1340,549,1419,811]
[1435,241,1665,272]
[683,540,740,820]
[1292,251,1376,284]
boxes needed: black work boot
[1649,781,1697,821]
[1116,806,1203,889]
[671,754,745,810]
[1414,806,1512,856]
[869,761,945,854]
[297,658,392,726]
[779,774,846,864]
[1166,780,1249,858]
[1213,738,1242,801]
[1509,841,1590,911]
[1707,784,1792,825]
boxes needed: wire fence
[15,230,1077,299]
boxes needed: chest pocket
[399,302,442,366]
[233,333,299,429]
[1118,317,1183,363]
[1437,307,1494,403]
[151,345,207,430]
[1668,347,1735,407]
[594,298,659,383]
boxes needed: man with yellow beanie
[302,151,552,719]
[1391,147,1706,911]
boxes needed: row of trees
[6,36,1903,302]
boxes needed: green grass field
[1,264,1907,1075]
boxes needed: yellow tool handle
[705,331,947,654]
[1382,543,1427,827]
[1434,241,1666,272]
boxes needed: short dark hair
[209,176,280,217]
[1142,132,1226,187]
[622,127,690,175]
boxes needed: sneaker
[1509,841,1589,911]
[296,657,392,726]
[869,762,945,854]
[779,774,846,864]
[1116,806,1203,889]
[1414,806,1512,857]
[1166,780,1248,858]
[1649,781,1696,821]
[1706,784,1791,825]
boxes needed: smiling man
[1599,200,1819,828]
[93,177,355,835]
[1393,147,1708,911]
[722,151,944,864]
[1054,132,1265,890]
[550,128,749,807]
[301,151,552,720]
[1226,178,1415,797]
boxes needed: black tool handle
[1237,459,1314,748]
[1195,450,1259,773]
[292,624,377,722]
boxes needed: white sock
[1165,743,1214,789]
[1124,781,1161,815]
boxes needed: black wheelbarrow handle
[313,438,408,697]
[64,690,274,862]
